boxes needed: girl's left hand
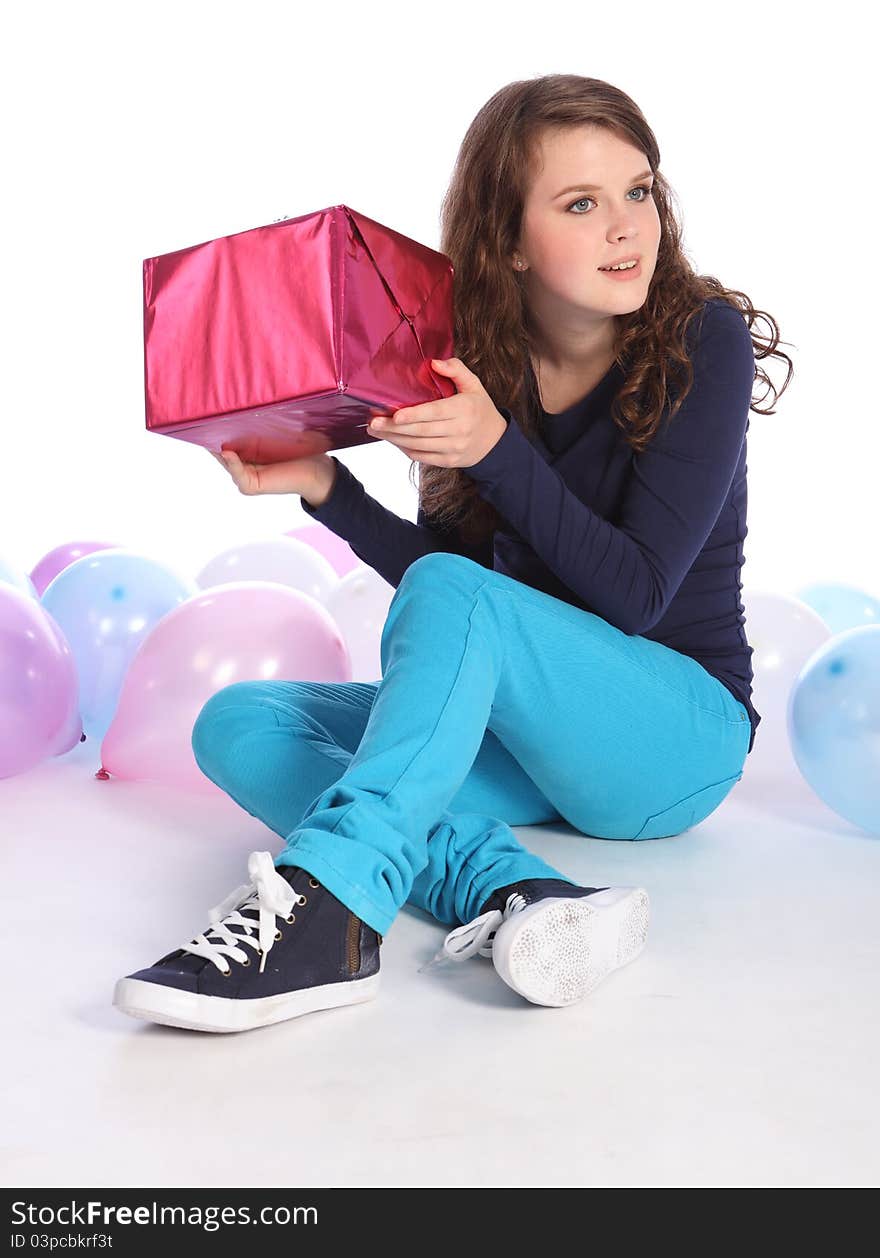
[366,357,508,468]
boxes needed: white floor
[2,735,878,1189]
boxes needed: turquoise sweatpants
[191,552,751,936]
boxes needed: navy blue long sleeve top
[302,296,761,752]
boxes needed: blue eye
[567,185,654,214]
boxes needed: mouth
[597,258,642,281]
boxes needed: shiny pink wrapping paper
[143,204,457,462]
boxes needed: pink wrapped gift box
[142,204,456,462]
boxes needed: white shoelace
[418,891,528,973]
[180,850,304,975]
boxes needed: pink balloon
[29,540,123,597]
[100,581,351,794]
[0,586,83,779]
[285,523,362,576]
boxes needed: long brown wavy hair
[412,73,794,544]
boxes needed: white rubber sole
[491,886,650,1007]
[113,971,380,1033]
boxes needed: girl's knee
[191,682,278,768]
[629,771,744,840]
[195,680,267,719]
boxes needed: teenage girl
[114,74,792,1033]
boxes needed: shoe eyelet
[286,913,296,924]
[274,929,282,941]
[222,967,232,977]
[241,957,250,966]
[308,877,319,888]
[299,894,308,905]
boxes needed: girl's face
[516,126,661,326]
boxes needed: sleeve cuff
[300,456,364,530]
[462,408,535,486]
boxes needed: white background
[3,0,876,598]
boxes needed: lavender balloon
[285,523,363,576]
[29,540,122,598]
[0,586,83,778]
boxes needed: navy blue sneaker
[113,850,381,1033]
[419,877,649,1007]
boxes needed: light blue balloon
[0,555,38,600]
[41,548,197,741]
[788,625,880,836]
[795,581,880,635]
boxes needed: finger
[213,449,244,487]
[370,427,457,446]
[389,400,453,425]
[369,418,454,438]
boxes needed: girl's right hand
[210,447,336,505]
